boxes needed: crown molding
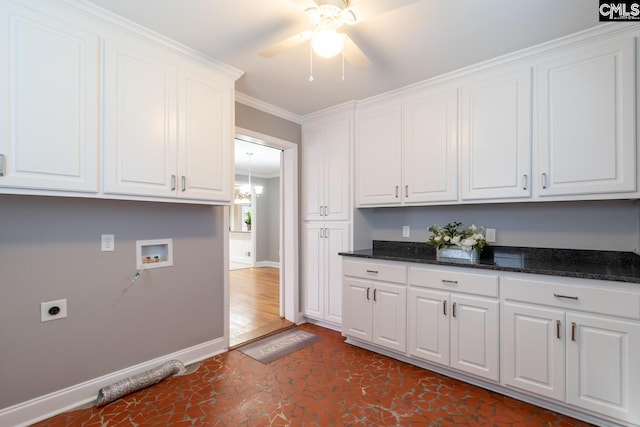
[235,92,302,124]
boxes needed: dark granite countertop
[339,241,640,284]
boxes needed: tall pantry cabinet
[302,105,353,328]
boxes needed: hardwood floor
[229,266,294,348]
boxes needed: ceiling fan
[259,0,419,69]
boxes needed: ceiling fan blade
[259,31,312,58]
[346,0,419,23]
[343,34,371,68]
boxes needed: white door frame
[231,126,300,324]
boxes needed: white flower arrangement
[427,221,487,251]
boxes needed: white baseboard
[0,337,227,427]
[254,261,280,268]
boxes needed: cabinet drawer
[343,259,406,284]
[408,266,499,298]
[503,275,640,319]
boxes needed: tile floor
[33,324,593,426]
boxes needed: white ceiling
[235,139,281,178]
[83,0,601,117]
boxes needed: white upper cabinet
[103,39,233,202]
[356,102,402,206]
[303,114,351,221]
[403,87,458,204]
[103,39,178,198]
[461,67,532,200]
[537,36,636,198]
[178,64,232,202]
[0,1,99,193]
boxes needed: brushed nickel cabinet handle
[442,279,458,285]
[541,173,548,189]
[556,320,561,339]
[0,154,5,176]
[522,174,528,190]
[366,287,370,301]
[395,185,399,198]
[554,293,578,300]
[366,269,379,274]
[405,184,408,198]
[571,322,576,341]
[373,288,377,302]
[180,176,186,192]
[452,302,457,318]
[443,300,447,316]
[170,174,176,191]
[324,228,329,239]
[324,205,328,216]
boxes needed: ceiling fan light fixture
[312,29,345,58]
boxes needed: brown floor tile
[32,324,593,427]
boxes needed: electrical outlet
[101,234,115,251]
[41,299,67,322]
[402,226,410,237]
[485,228,497,243]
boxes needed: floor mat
[238,328,319,363]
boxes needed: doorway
[227,129,299,348]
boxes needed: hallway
[229,267,293,348]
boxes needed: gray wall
[0,195,224,409]
[236,103,301,145]
[264,177,281,263]
[235,174,281,264]
[356,200,639,252]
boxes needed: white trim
[234,127,300,325]
[235,92,302,124]
[0,337,226,427]
[254,261,280,269]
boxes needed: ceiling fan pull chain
[308,42,314,82]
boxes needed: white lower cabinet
[407,266,500,381]
[342,259,407,353]
[302,222,350,325]
[502,274,640,425]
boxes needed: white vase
[436,247,480,263]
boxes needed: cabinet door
[343,276,373,341]
[403,87,458,204]
[324,118,351,220]
[178,66,232,201]
[103,39,178,198]
[537,37,636,197]
[372,281,407,353]
[303,117,351,221]
[302,126,325,220]
[302,223,324,320]
[566,313,640,424]
[0,2,99,193]
[502,302,565,400]
[356,103,402,206]
[408,287,450,366]
[324,223,350,324]
[461,67,532,200]
[450,294,500,381]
